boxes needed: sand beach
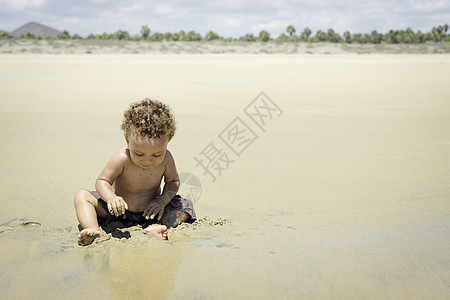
[0,49,449,299]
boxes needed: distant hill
[12,22,61,38]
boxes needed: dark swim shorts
[89,191,196,227]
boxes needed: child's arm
[95,150,128,217]
[143,150,180,220]
[159,150,180,204]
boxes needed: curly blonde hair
[121,98,176,140]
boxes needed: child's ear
[124,134,129,145]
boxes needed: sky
[0,0,449,37]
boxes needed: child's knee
[74,190,92,206]
[161,210,189,229]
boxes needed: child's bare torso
[113,148,165,212]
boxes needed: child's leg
[74,190,108,246]
[159,195,196,229]
[161,210,190,229]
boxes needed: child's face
[125,133,169,169]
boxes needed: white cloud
[122,3,145,13]
[154,3,173,15]
[410,0,447,12]
[225,17,241,27]
[252,20,285,34]
[0,0,47,10]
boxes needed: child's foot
[144,224,168,240]
[78,228,102,246]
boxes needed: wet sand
[0,54,449,299]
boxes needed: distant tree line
[1,24,449,43]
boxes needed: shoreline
[1,39,449,55]
[2,52,450,61]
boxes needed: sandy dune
[1,39,450,54]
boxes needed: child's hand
[143,197,166,221]
[107,196,129,217]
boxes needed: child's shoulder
[110,147,131,163]
[164,148,175,160]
